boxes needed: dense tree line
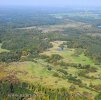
[0,28,53,62]
[0,51,21,62]
[0,9,62,28]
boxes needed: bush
[57,69,68,75]
[47,67,52,71]
[47,54,63,63]
[95,93,101,100]
[53,72,60,77]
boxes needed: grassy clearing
[40,41,101,95]
[0,43,9,53]
[41,41,94,65]
[0,61,98,97]
[1,61,72,89]
[72,53,94,65]
[0,41,101,97]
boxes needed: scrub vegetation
[0,9,101,100]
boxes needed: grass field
[0,43,9,53]
[1,61,72,88]
[41,41,95,65]
[0,41,101,98]
[0,61,97,95]
[40,41,101,95]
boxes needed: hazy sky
[0,0,101,8]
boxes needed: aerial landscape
[0,0,101,100]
